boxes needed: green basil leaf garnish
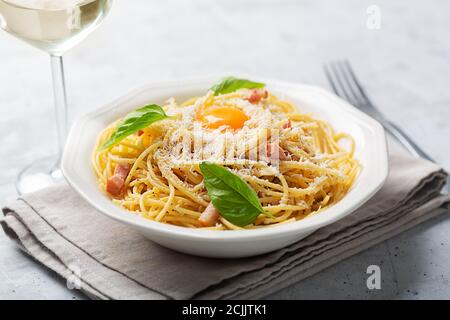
[209,76,265,96]
[200,161,263,227]
[100,104,169,150]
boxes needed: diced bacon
[106,176,125,197]
[282,120,291,129]
[266,142,288,161]
[137,130,144,136]
[247,89,268,104]
[106,163,131,196]
[114,163,130,180]
[198,202,220,227]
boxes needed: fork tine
[341,60,373,106]
[323,64,340,96]
[335,60,365,106]
[328,61,358,106]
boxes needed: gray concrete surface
[0,0,449,299]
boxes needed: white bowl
[62,75,388,258]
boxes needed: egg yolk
[196,106,249,130]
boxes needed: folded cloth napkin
[1,146,449,300]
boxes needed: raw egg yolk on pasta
[197,106,249,130]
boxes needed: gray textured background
[0,0,449,299]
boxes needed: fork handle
[384,119,450,193]
[382,120,433,161]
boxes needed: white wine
[0,0,111,54]
[0,1,112,193]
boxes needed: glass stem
[50,54,68,171]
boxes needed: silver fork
[324,60,449,192]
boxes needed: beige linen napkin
[1,147,449,300]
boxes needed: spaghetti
[92,85,359,230]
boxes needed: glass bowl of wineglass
[0,0,112,194]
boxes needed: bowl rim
[62,74,388,242]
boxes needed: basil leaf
[100,104,169,150]
[209,76,265,96]
[200,161,263,227]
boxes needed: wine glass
[0,0,112,194]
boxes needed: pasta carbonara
[92,78,359,230]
